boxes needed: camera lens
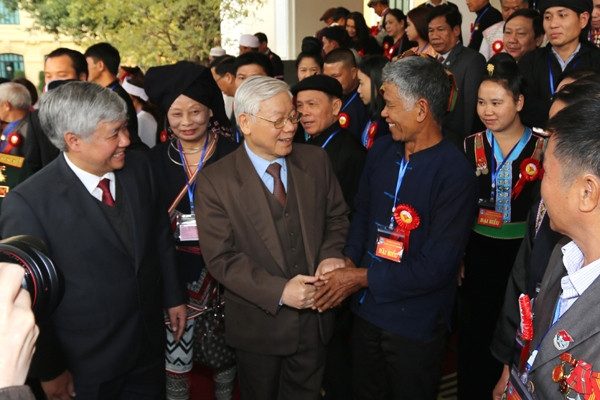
[0,235,61,318]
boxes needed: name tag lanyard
[321,129,341,149]
[548,53,579,95]
[488,130,528,202]
[523,300,563,380]
[342,91,359,112]
[389,157,409,229]
[358,156,409,305]
[177,135,209,213]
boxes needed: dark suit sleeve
[0,191,67,381]
[194,173,288,315]
[343,150,372,267]
[143,154,186,309]
[489,217,534,365]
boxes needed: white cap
[209,47,226,57]
[239,34,259,48]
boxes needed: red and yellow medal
[512,158,542,199]
[392,204,420,251]
[1,132,22,154]
[338,112,350,129]
[492,40,504,54]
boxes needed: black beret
[537,0,592,14]
[291,74,343,99]
[144,61,228,126]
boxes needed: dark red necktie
[97,178,115,207]
[266,163,286,207]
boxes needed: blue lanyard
[361,120,372,147]
[488,129,529,200]
[548,52,579,95]
[526,298,563,373]
[389,157,409,228]
[177,135,209,212]
[341,91,359,112]
[108,82,119,91]
[235,129,241,143]
[321,129,340,149]
[471,5,490,38]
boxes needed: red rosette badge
[1,132,22,154]
[492,40,504,54]
[159,130,169,143]
[338,112,350,129]
[393,204,420,251]
[7,132,21,147]
[366,121,378,149]
[512,158,543,199]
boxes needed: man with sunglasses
[194,75,349,400]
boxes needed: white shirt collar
[561,240,600,300]
[63,152,116,200]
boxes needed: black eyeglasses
[250,111,302,129]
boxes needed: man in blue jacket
[314,56,478,400]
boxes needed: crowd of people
[2,0,600,399]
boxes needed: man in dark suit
[518,0,600,128]
[0,81,187,400]
[24,47,87,174]
[194,75,349,400]
[255,32,284,80]
[84,42,147,151]
[428,5,486,148]
[508,96,600,399]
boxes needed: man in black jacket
[519,0,600,128]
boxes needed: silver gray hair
[234,75,291,121]
[381,57,451,125]
[0,82,32,111]
[38,81,127,151]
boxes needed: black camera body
[0,235,61,318]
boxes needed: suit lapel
[531,240,600,371]
[115,163,144,272]
[56,155,132,263]
[236,148,287,273]
[445,46,459,67]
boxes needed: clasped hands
[280,257,367,312]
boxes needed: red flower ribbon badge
[2,132,22,154]
[393,204,420,251]
[366,121,378,149]
[338,112,350,129]
[492,40,504,54]
[512,158,543,199]
[159,130,169,143]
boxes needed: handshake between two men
[279,257,368,312]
